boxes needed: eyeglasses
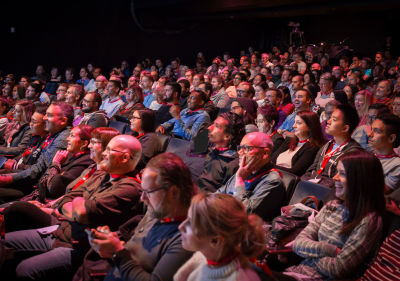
[141,186,166,197]
[237,145,267,152]
[104,147,133,159]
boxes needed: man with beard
[86,152,195,281]
[76,92,109,128]
[2,135,143,280]
[154,81,181,126]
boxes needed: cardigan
[271,138,321,177]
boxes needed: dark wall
[0,1,398,76]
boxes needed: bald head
[242,132,273,150]
[101,135,142,174]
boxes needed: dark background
[1,0,399,76]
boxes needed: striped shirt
[361,229,400,281]
[286,200,383,280]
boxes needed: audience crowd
[0,44,400,281]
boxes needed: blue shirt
[161,108,210,140]
[279,111,296,132]
[143,90,154,108]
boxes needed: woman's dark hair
[253,74,266,83]
[289,110,325,150]
[277,86,291,105]
[135,108,155,133]
[333,90,349,105]
[16,100,35,123]
[257,104,279,129]
[74,125,94,151]
[338,150,385,235]
[219,112,245,149]
[91,127,119,150]
[13,85,25,99]
[304,70,316,85]
[257,81,269,91]
[129,85,144,104]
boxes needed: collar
[298,139,309,144]
[108,96,121,103]
[215,147,229,151]
[376,153,399,159]
[73,151,89,158]
[136,133,145,139]
[159,216,186,223]
[188,108,204,114]
[206,252,238,267]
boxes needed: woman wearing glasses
[114,85,145,121]
[270,110,325,177]
[285,150,385,280]
[2,127,119,232]
[130,108,162,170]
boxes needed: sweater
[174,252,261,281]
[287,200,383,280]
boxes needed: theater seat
[276,169,299,204]
[109,121,130,134]
[157,134,171,152]
[288,180,334,206]
[165,137,206,180]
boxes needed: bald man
[4,135,143,280]
[217,132,286,221]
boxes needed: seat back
[157,134,171,152]
[288,180,334,206]
[109,120,130,134]
[166,137,206,180]
[277,169,299,203]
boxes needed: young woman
[354,89,374,126]
[0,100,34,156]
[285,150,385,280]
[176,193,270,281]
[271,111,325,176]
[130,108,162,170]
[256,104,284,154]
[254,81,269,106]
[2,127,119,232]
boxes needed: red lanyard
[317,141,348,175]
[72,167,97,190]
[207,252,238,266]
[298,139,309,144]
[189,108,204,114]
[110,174,142,184]
[136,133,144,139]
[245,168,282,184]
[159,216,186,223]
[120,103,134,114]
[269,131,277,138]
[41,135,54,150]
[215,147,229,151]
[376,153,399,159]
[109,97,121,104]
[73,151,89,158]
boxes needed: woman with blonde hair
[354,89,373,126]
[175,193,273,281]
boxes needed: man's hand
[3,159,16,170]
[71,197,88,224]
[236,156,263,181]
[52,150,69,166]
[155,126,165,134]
[90,226,125,259]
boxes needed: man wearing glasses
[3,135,143,280]
[77,92,109,128]
[218,132,286,222]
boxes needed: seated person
[0,101,72,203]
[271,111,325,177]
[77,92,109,128]
[34,124,95,200]
[352,103,390,152]
[304,104,361,182]
[100,80,124,118]
[218,132,286,222]
[113,85,144,121]
[130,108,162,170]
[176,193,272,281]
[278,89,312,139]
[285,150,385,280]
[2,135,143,280]
[0,97,10,139]
[264,88,287,128]
[197,112,245,192]
[154,81,180,126]
[2,105,49,172]
[368,113,400,192]
[156,90,210,141]
[0,100,34,156]
[86,153,196,281]
[2,127,119,232]
[256,104,284,154]
[230,97,258,126]
[321,100,340,141]
[197,82,219,122]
